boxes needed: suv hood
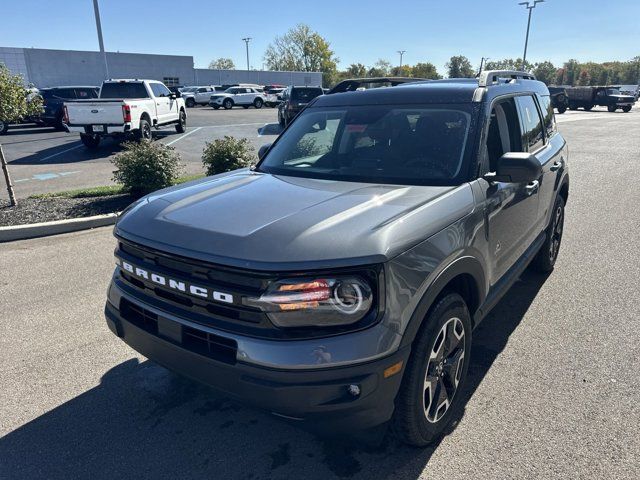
[115,171,474,270]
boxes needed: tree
[0,63,42,133]
[445,55,474,78]
[390,65,412,77]
[484,58,533,72]
[264,24,339,86]
[411,62,441,79]
[345,63,367,78]
[532,61,556,85]
[576,69,591,86]
[561,59,580,86]
[367,59,392,77]
[208,58,235,70]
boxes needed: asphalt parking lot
[1,108,640,479]
[0,106,282,198]
[0,105,635,199]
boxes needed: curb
[0,212,119,242]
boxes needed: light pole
[518,0,545,71]
[478,56,490,75]
[92,0,109,79]
[242,37,252,71]
[397,50,406,70]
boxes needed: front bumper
[105,279,409,432]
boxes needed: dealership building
[0,46,322,88]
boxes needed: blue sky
[2,0,638,73]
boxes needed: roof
[315,75,549,107]
[40,86,98,90]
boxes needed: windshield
[606,88,621,95]
[100,82,149,99]
[291,88,323,102]
[180,87,197,93]
[258,105,472,186]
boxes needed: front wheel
[556,107,567,114]
[531,195,565,273]
[0,120,8,135]
[253,98,263,109]
[608,105,617,112]
[185,98,196,108]
[80,133,100,150]
[223,99,233,110]
[392,293,472,446]
[175,110,186,133]
[621,105,632,113]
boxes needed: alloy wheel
[423,317,466,423]
[549,204,564,262]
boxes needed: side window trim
[515,94,545,154]
[478,94,520,176]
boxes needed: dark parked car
[277,86,324,126]
[106,70,569,446]
[547,86,569,114]
[34,86,99,129]
[328,77,424,94]
[566,86,635,112]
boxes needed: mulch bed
[0,194,136,227]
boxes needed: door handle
[550,160,563,171]
[525,180,539,194]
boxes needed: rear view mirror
[484,152,541,183]
[258,143,272,160]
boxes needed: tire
[531,195,565,273]
[0,120,8,135]
[622,105,632,113]
[607,105,617,112]
[583,105,593,111]
[54,113,66,131]
[277,109,285,127]
[569,104,577,111]
[185,98,196,108]
[392,293,472,447]
[223,99,233,110]
[136,118,152,141]
[212,105,220,110]
[253,98,263,109]
[80,133,100,150]
[556,107,567,114]
[175,110,186,133]
[242,105,249,109]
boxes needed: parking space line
[166,127,203,146]
[201,123,265,128]
[37,143,83,162]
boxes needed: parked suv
[34,86,99,129]
[106,71,568,446]
[277,85,324,126]
[209,86,266,109]
[183,86,226,107]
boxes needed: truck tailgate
[65,100,124,125]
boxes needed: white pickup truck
[64,79,187,149]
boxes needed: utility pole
[242,37,252,71]
[518,0,545,71]
[397,50,406,70]
[92,0,109,79]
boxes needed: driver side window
[485,98,522,172]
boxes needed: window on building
[163,77,180,87]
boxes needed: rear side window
[75,88,98,99]
[291,88,323,102]
[149,83,172,97]
[100,82,149,99]
[53,88,76,99]
[515,95,544,152]
[538,95,556,139]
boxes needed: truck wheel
[556,107,566,114]
[54,113,66,131]
[568,104,577,110]
[185,98,195,108]
[175,110,186,133]
[253,98,263,109]
[278,109,285,127]
[607,105,617,112]
[622,105,632,113]
[136,119,152,141]
[392,293,472,447]
[80,133,100,150]
[583,105,593,111]
[531,195,565,273]
[0,120,8,135]
[223,99,233,110]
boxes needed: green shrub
[111,140,183,196]
[201,136,256,176]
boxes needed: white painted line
[37,143,83,162]
[201,123,265,128]
[166,127,203,146]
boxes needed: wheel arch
[400,256,486,348]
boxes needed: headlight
[244,276,373,327]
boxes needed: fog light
[347,384,361,397]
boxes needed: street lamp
[92,0,109,79]
[242,37,252,71]
[518,0,545,71]
[397,50,406,70]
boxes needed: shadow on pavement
[8,138,122,165]
[258,123,283,136]
[0,271,549,479]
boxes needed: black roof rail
[478,70,536,87]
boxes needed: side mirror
[258,143,272,160]
[484,152,541,183]
[173,91,181,98]
[169,93,177,99]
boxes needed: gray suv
[105,70,569,446]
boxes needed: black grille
[182,326,237,364]
[120,298,158,334]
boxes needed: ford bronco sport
[105,70,569,446]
